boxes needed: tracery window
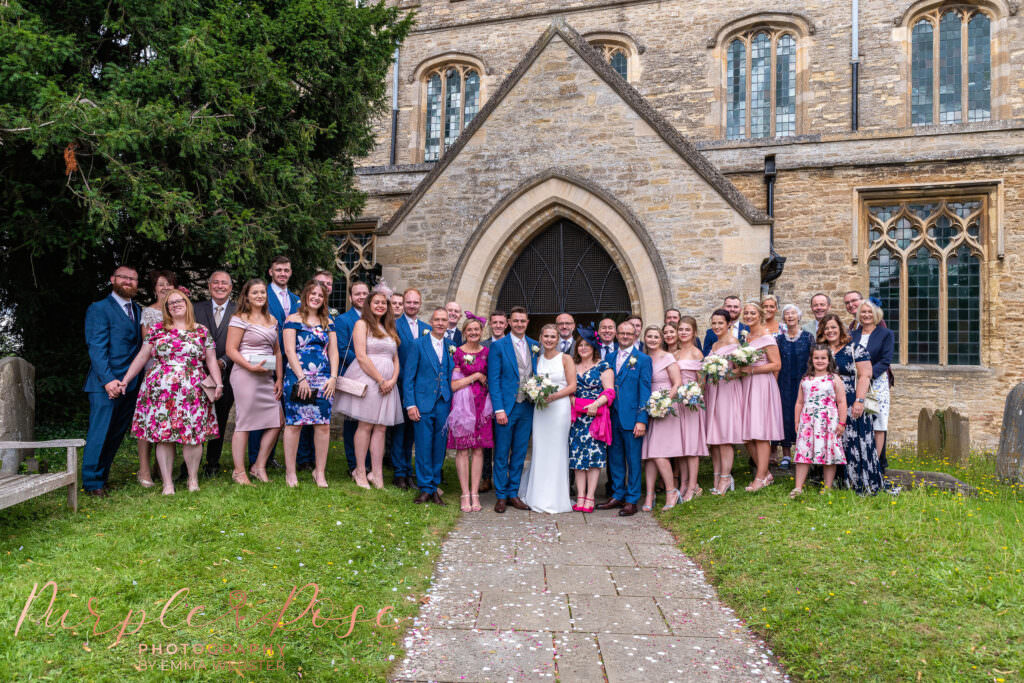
[865,196,985,365]
[725,29,797,140]
[423,64,480,162]
[592,43,629,79]
[910,6,991,125]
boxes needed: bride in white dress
[520,324,577,513]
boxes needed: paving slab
[433,561,547,594]
[655,596,748,638]
[544,564,618,595]
[475,591,572,632]
[415,591,481,628]
[610,566,715,599]
[597,633,785,682]
[394,628,557,682]
[520,540,636,566]
[629,541,706,569]
[569,594,671,635]
[553,632,606,683]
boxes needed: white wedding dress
[519,352,573,513]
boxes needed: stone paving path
[393,490,786,682]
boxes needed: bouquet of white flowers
[676,381,705,412]
[728,344,763,368]
[701,354,731,384]
[645,389,677,419]
[523,373,559,410]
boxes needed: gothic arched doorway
[496,218,632,336]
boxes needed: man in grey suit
[555,313,577,355]
[192,270,236,477]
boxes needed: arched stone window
[724,29,798,140]
[584,32,642,83]
[863,192,990,365]
[422,64,481,162]
[908,4,995,125]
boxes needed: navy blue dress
[835,343,883,495]
[282,321,335,425]
[775,330,815,447]
[569,360,611,470]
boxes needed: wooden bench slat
[0,473,77,509]
[0,439,86,449]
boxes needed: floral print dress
[283,321,335,426]
[793,374,846,465]
[131,323,219,445]
[835,343,883,494]
[569,360,611,469]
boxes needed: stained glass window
[907,249,941,364]
[750,33,771,139]
[967,13,991,121]
[947,246,981,365]
[725,30,799,139]
[775,34,796,137]
[911,20,934,125]
[938,11,962,124]
[424,73,442,162]
[589,42,632,80]
[609,51,628,79]
[726,39,746,140]
[869,248,901,358]
[911,8,992,126]
[422,65,480,162]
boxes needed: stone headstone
[996,383,1024,482]
[0,357,36,473]
[917,408,942,457]
[942,407,970,465]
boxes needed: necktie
[616,351,626,373]
[560,340,569,353]
[124,303,134,322]
[603,344,611,359]
[515,338,528,366]
[279,290,289,315]
[214,305,224,327]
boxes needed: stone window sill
[893,364,992,375]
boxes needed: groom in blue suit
[403,308,454,504]
[82,266,144,495]
[598,321,652,516]
[487,306,538,513]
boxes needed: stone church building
[339,0,1024,445]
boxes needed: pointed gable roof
[384,18,770,234]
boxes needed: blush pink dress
[333,334,404,426]
[741,335,785,442]
[641,354,683,460]
[676,358,709,456]
[705,343,744,445]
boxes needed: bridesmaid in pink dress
[446,316,493,512]
[738,301,784,492]
[640,326,684,511]
[704,309,743,495]
[671,317,708,501]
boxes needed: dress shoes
[413,491,431,504]
[508,497,530,511]
[596,498,624,510]
[203,465,220,478]
[618,503,638,517]
[86,488,109,498]
[494,498,507,513]
[431,491,446,506]
[394,477,410,490]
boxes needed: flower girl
[790,345,848,497]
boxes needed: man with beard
[82,265,144,496]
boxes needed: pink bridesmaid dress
[741,334,785,441]
[705,343,744,445]
[676,358,709,456]
[641,353,684,460]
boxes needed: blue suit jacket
[402,333,454,411]
[487,335,539,416]
[396,316,431,380]
[850,326,895,380]
[610,346,653,430]
[267,287,300,326]
[702,323,750,356]
[83,295,143,393]
[335,308,363,372]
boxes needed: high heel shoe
[471,493,482,512]
[716,474,735,495]
[249,467,269,483]
[353,471,371,490]
[137,475,155,488]
[745,477,769,492]
[285,472,299,488]
[582,497,595,513]
[662,488,681,511]
[641,498,654,512]
[231,471,252,486]
[313,471,329,488]
[460,494,472,512]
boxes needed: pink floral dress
[793,374,846,465]
[131,323,219,445]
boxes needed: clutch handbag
[200,375,218,403]
[336,334,368,397]
[245,353,276,371]
[289,383,320,405]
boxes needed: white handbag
[245,354,276,371]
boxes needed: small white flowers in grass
[646,389,677,419]
[523,373,559,409]
[701,355,731,384]
[677,381,705,411]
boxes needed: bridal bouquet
[676,381,705,412]
[701,355,731,384]
[728,344,763,368]
[645,389,677,419]
[524,373,559,410]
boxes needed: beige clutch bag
[337,376,367,398]
[200,375,218,402]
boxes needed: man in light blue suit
[334,279,370,475]
[392,287,430,489]
[598,321,652,517]
[487,306,538,513]
[82,266,144,496]
[403,308,454,505]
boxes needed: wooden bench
[0,439,84,512]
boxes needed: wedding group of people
[83,258,894,512]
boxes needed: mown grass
[659,452,1023,681]
[0,439,458,681]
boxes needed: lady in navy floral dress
[776,304,815,467]
[282,281,338,488]
[818,314,882,495]
[568,327,615,512]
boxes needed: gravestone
[0,357,36,473]
[917,408,942,456]
[996,383,1024,482]
[942,407,970,465]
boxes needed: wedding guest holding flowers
[136,269,178,487]
[641,326,684,511]
[851,301,893,464]
[282,281,339,488]
[737,302,784,491]
[446,314,493,512]
[334,285,404,489]
[120,291,222,495]
[569,326,615,513]
[672,316,708,501]
[776,304,815,468]
[225,279,284,485]
[790,345,847,497]
[761,294,781,335]
[818,314,882,494]
[704,309,743,495]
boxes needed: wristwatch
[856,397,865,404]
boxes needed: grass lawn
[659,449,1023,681]
[0,438,458,681]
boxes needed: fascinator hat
[576,324,602,351]
[464,311,487,325]
[371,279,394,298]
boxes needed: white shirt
[270,283,291,315]
[430,333,444,363]
[600,342,615,360]
[110,291,134,321]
